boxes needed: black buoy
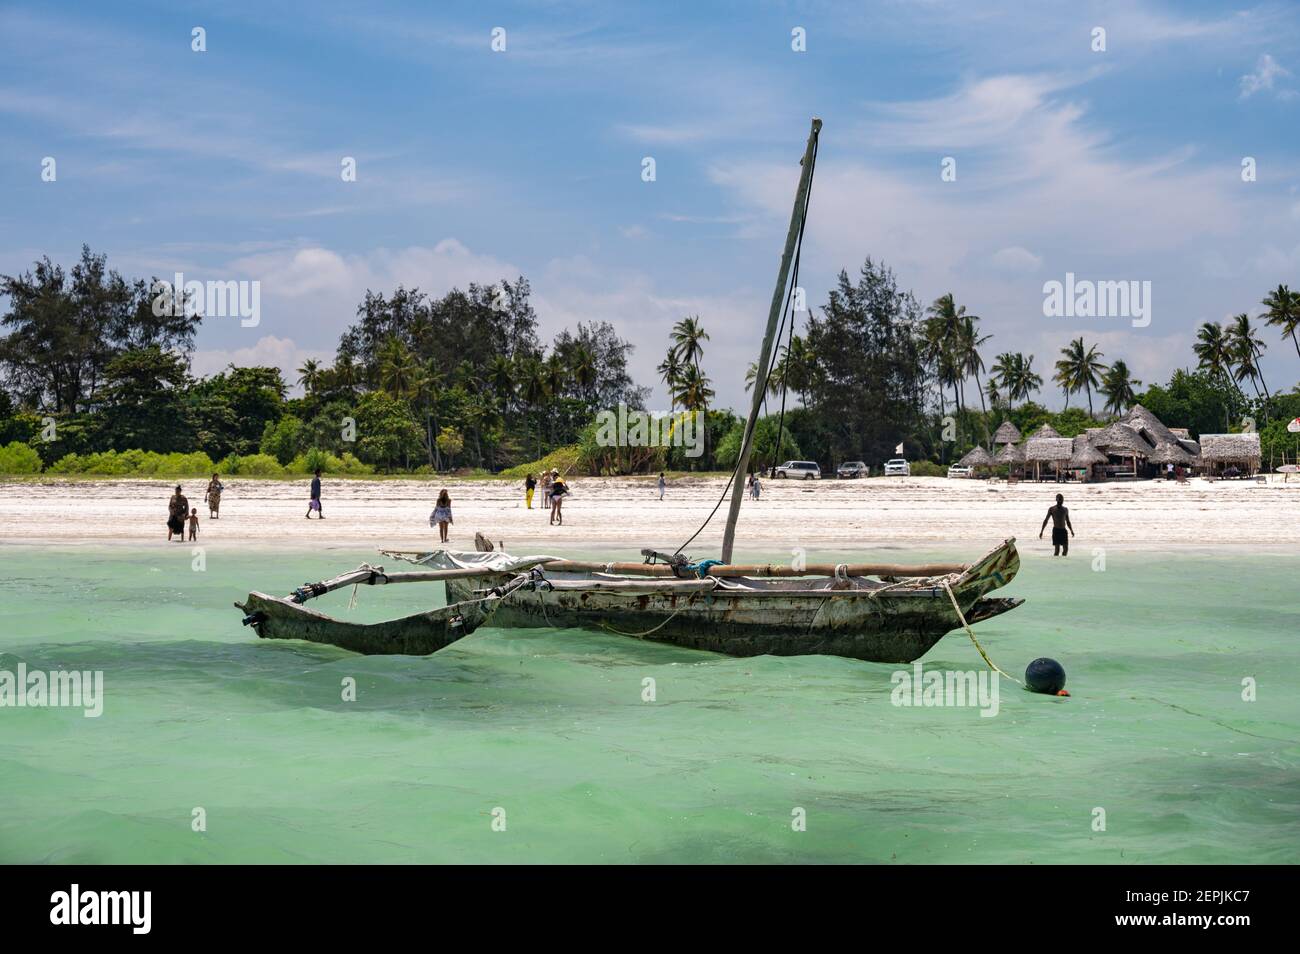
[1025,657,1067,695]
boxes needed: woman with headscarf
[167,485,189,542]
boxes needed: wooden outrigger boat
[234,118,1025,662]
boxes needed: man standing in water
[1039,492,1074,556]
[306,468,323,519]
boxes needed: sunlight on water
[0,544,1296,863]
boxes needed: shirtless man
[1039,493,1074,556]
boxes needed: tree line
[2,247,1298,475]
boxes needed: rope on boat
[599,604,689,639]
[942,581,1023,687]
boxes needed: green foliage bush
[219,453,285,476]
[0,441,43,473]
[44,449,215,476]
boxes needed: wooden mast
[720,118,821,564]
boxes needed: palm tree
[296,358,321,394]
[1227,313,1270,400]
[332,355,359,395]
[518,357,549,457]
[657,348,683,410]
[925,293,975,413]
[991,352,1042,410]
[744,359,782,397]
[1099,359,1141,416]
[1054,337,1106,415]
[670,316,709,371]
[378,337,419,399]
[1261,284,1300,362]
[781,335,818,405]
[570,344,597,404]
[1193,321,1234,383]
[487,355,516,409]
[958,314,992,416]
[672,363,715,412]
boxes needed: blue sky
[2,0,1299,411]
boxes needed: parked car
[837,460,868,478]
[883,458,910,477]
[774,460,822,480]
[947,464,973,479]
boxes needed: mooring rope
[942,581,1023,687]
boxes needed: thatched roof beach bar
[1198,433,1261,477]
[992,420,1022,445]
[1023,436,1073,481]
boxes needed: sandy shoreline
[1,474,1296,556]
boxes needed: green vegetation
[3,248,1298,477]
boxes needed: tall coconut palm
[1227,313,1270,400]
[1099,359,1141,416]
[378,337,419,399]
[657,348,683,410]
[672,363,715,412]
[1193,321,1234,384]
[670,316,709,371]
[958,315,992,416]
[570,344,597,404]
[1054,337,1106,415]
[991,352,1042,409]
[744,359,782,397]
[487,355,516,407]
[924,293,975,413]
[296,358,321,394]
[781,334,818,405]
[1261,284,1300,362]
[518,357,549,458]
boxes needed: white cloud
[189,335,332,394]
[1239,53,1292,99]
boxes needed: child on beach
[541,471,553,513]
[748,473,762,500]
[187,507,200,541]
[431,489,453,543]
[658,472,666,501]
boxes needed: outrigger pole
[720,117,821,564]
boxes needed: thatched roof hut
[1023,437,1073,462]
[1199,433,1261,465]
[958,445,996,468]
[995,442,1025,464]
[1069,444,1107,468]
[992,420,1021,445]
[1123,404,1179,448]
[1149,441,1193,465]
[1030,423,1062,439]
[1091,422,1151,457]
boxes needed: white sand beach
[1,474,1296,554]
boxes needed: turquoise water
[0,543,1296,864]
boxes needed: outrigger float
[235,118,1025,663]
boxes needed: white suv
[883,458,910,477]
[774,460,822,480]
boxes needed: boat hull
[235,591,491,655]
[443,539,1022,663]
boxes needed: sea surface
[0,543,1296,864]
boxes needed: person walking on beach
[187,507,200,541]
[525,473,536,509]
[204,473,223,519]
[749,472,762,501]
[657,471,666,501]
[541,470,553,513]
[306,469,323,519]
[431,489,453,543]
[549,471,569,526]
[167,485,189,542]
[1039,493,1074,556]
